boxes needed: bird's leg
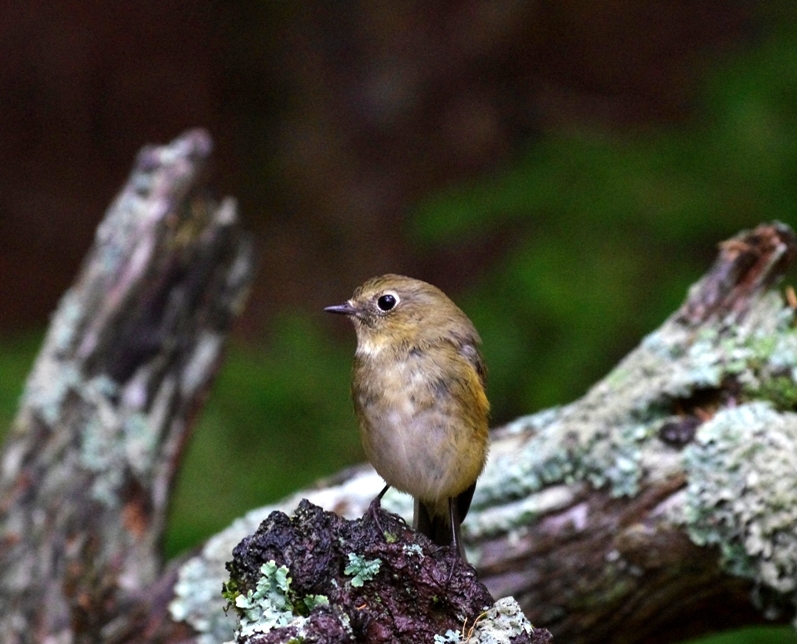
[445,497,467,583]
[449,497,467,560]
[368,484,391,532]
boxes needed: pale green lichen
[465,597,535,643]
[433,629,461,643]
[169,557,237,644]
[472,288,797,553]
[470,485,577,538]
[80,416,124,505]
[683,403,797,610]
[301,594,330,612]
[169,509,276,644]
[49,290,84,355]
[739,322,797,410]
[122,413,157,476]
[402,543,424,558]
[22,361,82,426]
[235,561,293,636]
[231,561,337,639]
[74,374,159,505]
[343,553,381,587]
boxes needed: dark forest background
[1,4,796,642]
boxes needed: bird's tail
[413,482,476,561]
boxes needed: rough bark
[1,128,796,644]
[0,129,255,643]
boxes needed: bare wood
[0,129,255,643]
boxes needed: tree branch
[0,129,255,643]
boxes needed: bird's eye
[377,293,398,312]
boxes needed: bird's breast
[352,346,488,504]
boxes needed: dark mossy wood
[224,499,535,643]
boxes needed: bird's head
[324,274,479,356]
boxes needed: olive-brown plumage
[325,274,489,558]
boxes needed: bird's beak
[324,301,358,316]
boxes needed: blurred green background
[1,4,797,643]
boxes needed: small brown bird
[325,274,489,558]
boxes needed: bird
[325,274,489,559]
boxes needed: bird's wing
[458,340,487,389]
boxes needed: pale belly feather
[355,355,483,504]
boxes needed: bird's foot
[367,496,385,533]
[366,484,391,533]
